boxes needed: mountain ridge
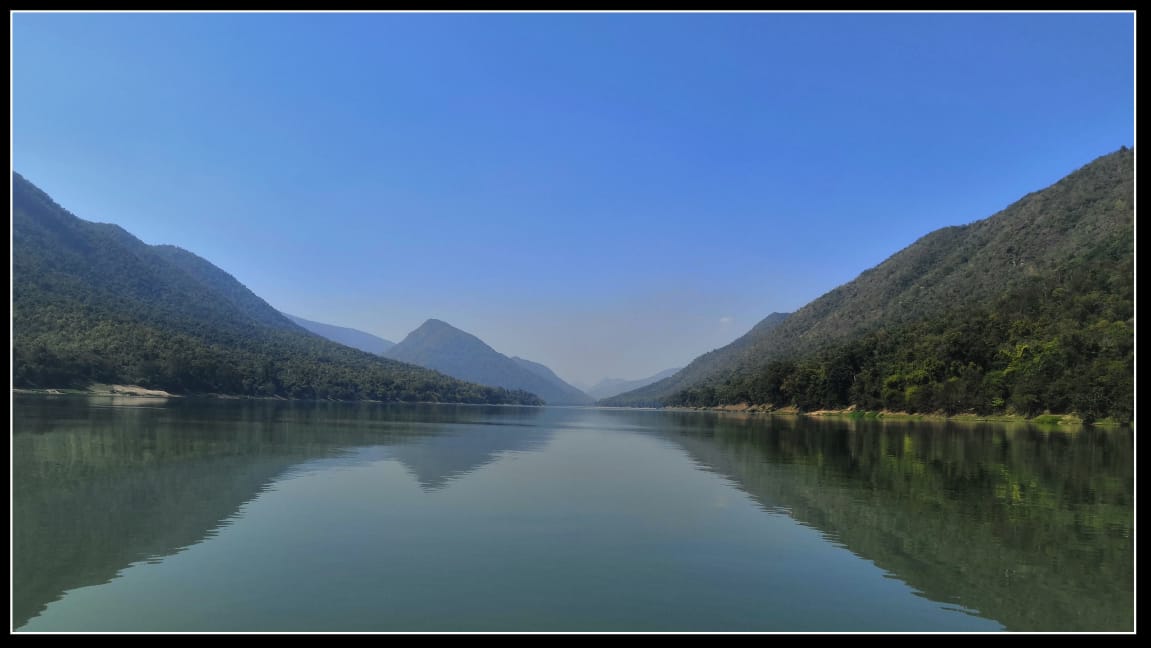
[585,367,682,401]
[385,319,594,405]
[285,313,395,355]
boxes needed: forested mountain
[585,367,682,401]
[12,173,540,405]
[386,320,594,405]
[285,313,395,355]
[606,148,1134,422]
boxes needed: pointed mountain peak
[385,320,593,405]
[393,319,500,357]
[417,318,457,331]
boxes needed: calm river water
[12,396,1134,632]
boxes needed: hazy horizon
[12,11,1134,386]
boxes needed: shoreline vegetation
[663,403,1123,427]
[10,384,520,406]
[13,386,1123,428]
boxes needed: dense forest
[607,148,1134,423]
[12,173,542,405]
[671,253,1132,422]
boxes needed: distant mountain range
[13,146,1132,420]
[385,319,594,406]
[606,148,1133,423]
[281,314,593,405]
[12,173,540,405]
[284,314,395,355]
[585,367,682,401]
[601,313,790,406]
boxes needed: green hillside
[12,173,541,405]
[606,148,1133,422]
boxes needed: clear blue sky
[12,12,1135,387]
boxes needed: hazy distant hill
[285,313,395,355]
[608,148,1133,422]
[602,313,790,406]
[586,367,682,401]
[12,173,540,405]
[509,357,594,405]
[386,319,594,405]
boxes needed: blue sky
[12,12,1135,387]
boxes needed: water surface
[12,396,1134,632]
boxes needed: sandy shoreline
[14,383,179,398]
